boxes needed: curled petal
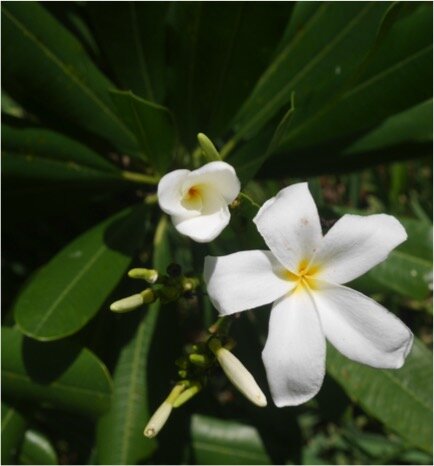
[313,214,407,284]
[262,290,326,407]
[157,169,192,217]
[204,250,292,315]
[254,183,322,273]
[173,192,230,242]
[313,282,413,369]
[184,161,240,203]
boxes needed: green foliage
[2,1,432,464]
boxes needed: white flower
[204,183,413,407]
[157,161,240,242]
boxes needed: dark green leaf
[233,3,392,140]
[1,402,27,465]
[327,338,433,454]
[2,125,118,172]
[1,327,112,417]
[168,2,292,146]
[190,415,271,465]
[18,429,58,465]
[1,2,137,152]
[88,2,168,102]
[14,206,149,341]
[96,216,171,465]
[278,3,433,152]
[110,90,175,173]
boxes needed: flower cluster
[113,133,413,437]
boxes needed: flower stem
[219,137,238,160]
[239,192,261,210]
[121,170,160,185]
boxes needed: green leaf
[327,338,433,454]
[167,3,292,146]
[2,125,118,172]
[110,90,176,173]
[278,3,433,152]
[14,205,149,341]
[88,2,168,102]
[190,415,271,465]
[18,429,58,465]
[1,402,27,465]
[1,2,137,152]
[232,2,392,140]
[1,327,112,418]
[96,216,171,465]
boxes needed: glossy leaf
[1,2,137,152]
[190,415,271,465]
[233,2,392,140]
[96,216,171,465]
[1,327,112,417]
[2,125,118,172]
[327,338,433,454]
[18,429,58,465]
[14,206,148,341]
[1,402,27,465]
[279,3,432,152]
[110,90,175,173]
[168,2,292,146]
[88,2,168,102]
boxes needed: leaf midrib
[3,6,133,142]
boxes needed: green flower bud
[197,133,221,161]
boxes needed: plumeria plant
[3,2,432,465]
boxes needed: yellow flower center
[284,259,320,292]
[182,184,203,210]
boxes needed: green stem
[121,170,160,185]
[239,192,261,209]
[219,137,238,160]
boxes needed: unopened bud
[110,289,156,313]
[128,268,159,284]
[143,384,185,438]
[189,353,210,367]
[209,339,267,407]
[197,133,221,161]
[173,382,202,408]
[110,294,144,313]
[143,401,172,438]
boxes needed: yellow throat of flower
[285,259,320,292]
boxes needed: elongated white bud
[110,294,143,312]
[128,268,159,284]
[209,339,267,407]
[143,401,172,438]
[110,289,155,313]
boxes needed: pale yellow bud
[143,401,172,438]
[209,339,267,407]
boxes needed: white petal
[157,169,193,216]
[313,282,413,369]
[262,291,326,407]
[173,191,230,242]
[254,183,322,273]
[204,250,293,315]
[313,214,407,284]
[184,161,240,203]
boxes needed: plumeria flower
[204,183,413,407]
[157,161,240,242]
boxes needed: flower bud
[128,268,159,284]
[143,401,172,438]
[110,294,144,313]
[110,289,156,313]
[173,382,202,408]
[197,133,221,161]
[209,338,267,407]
